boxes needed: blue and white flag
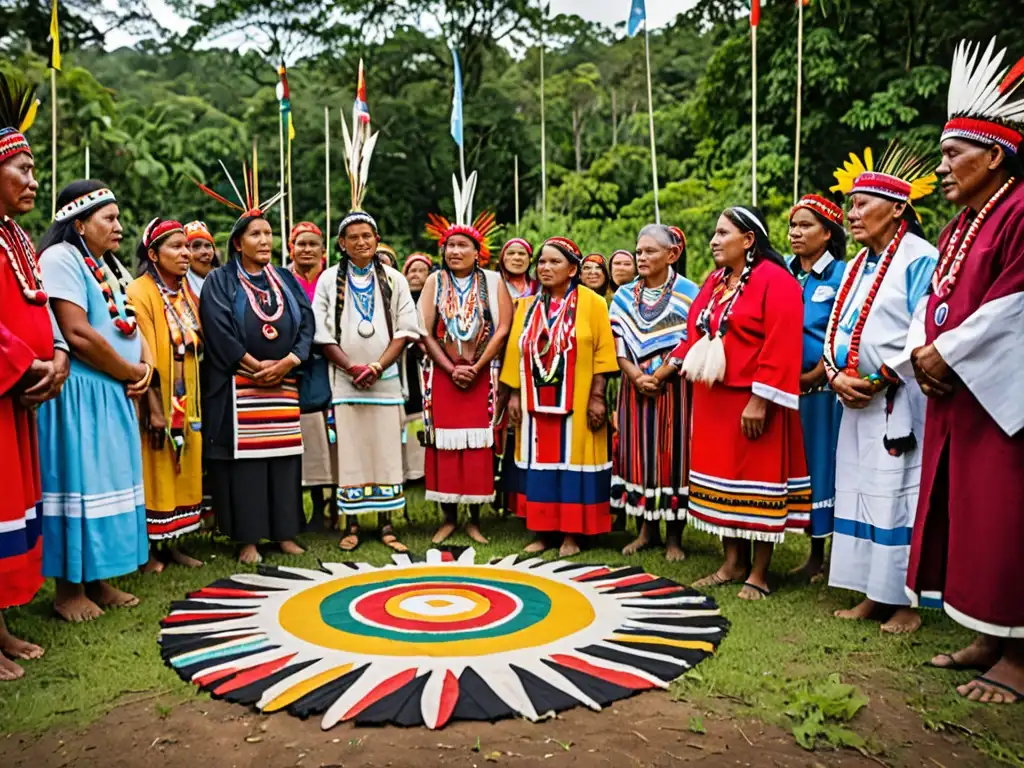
[450,45,464,147]
[627,0,646,36]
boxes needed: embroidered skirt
[335,403,406,514]
[611,375,688,521]
[0,395,43,609]
[687,383,811,543]
[424,364,495,504]
[37,365,147,583]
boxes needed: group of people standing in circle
[2,35,1022,706]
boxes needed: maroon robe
[906,180,1024,636]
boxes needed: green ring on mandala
[319,575,552,642]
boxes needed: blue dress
[37,242,147,582]
[788,252,844,538]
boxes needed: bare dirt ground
[0,689,987,768]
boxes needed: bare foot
[957,658,1024,704]
[0,628,44,662]
[239,544,262,564]
[558,536,580,558]
[929,635,1002,671]
[464,522,489,545]
[738,580,771,601]
[834,597,886,621]
[54,582,104,623]
[168,546,204,568]
[692,566,747,588]
[664,538,686,563]
[622,524,658,556]
[87,581,140,609]
[431,521,457,544]
[0,654,24,681]
[141,554,165,574]
[279,540,305,556]
[523,539,548,554]
[881,607,921,634]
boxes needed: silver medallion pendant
[934,302,949,327]
[357,319,375,338]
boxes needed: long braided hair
[333,236,395,343]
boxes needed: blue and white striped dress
[37,242,147,583]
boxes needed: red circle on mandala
[351,581,519,632]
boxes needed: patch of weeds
[472,736,481,753]
[687,716,706,735]
[154,703,173,720]
[783,673,868,751]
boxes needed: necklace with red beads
[930,176,1016,326]
[82,251,137,337]
[0,217,47,305]
[237,261,285,340]
[826,219,908,375]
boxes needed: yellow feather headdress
[830,140,937,203]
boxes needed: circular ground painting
[159,549,729,729]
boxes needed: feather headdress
[830,141,937,204]
[424,171,500,266]
[192,140,283,218]
[339,59,379,216]
[0,72,40,164]
[943,38,1024,154]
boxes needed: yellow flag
[48,0,61,71]
[288,112,296,141]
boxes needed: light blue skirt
[37,362,147,583]
[799,389,843,538]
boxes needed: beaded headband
[583,253,607,268]
[542,236,583,263]
[184,220,215,244]
[338,210,379,238]
[791,194,844,225]
[0,128,31,165]
[426,213,499,267]
[142,218,185,248]
[54,188,117,222]
[0,72,39,164]
[831,143,937,204]
[667,225,687,251]
[944,38,1024,155]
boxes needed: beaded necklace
[524,287,578,385]
[633,271,673,323]
[348,262,376,337]
[694,255,754,342]
[0,218,47,305]
[438,269,483,351]
[236,262,285,340]
[826,220,908,374]
[81,244,136,337]
[151,271,201,358]
[932,176,1016,301]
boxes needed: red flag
[751,0,760,26]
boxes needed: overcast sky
[104,0,696,50]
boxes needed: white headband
[54,188,116,223]
[731,206,768,238]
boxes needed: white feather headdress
[943,38,1024,153]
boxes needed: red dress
[672,259,811,542]
[0,217,54,610]
[907,180,1024,635]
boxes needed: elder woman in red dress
[0,73,67,680]
[671,206,809,601]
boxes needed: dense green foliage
[0,0,1012,277]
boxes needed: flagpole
[287,131,294,236]
[324,105,331,261]
[643,22,660,224]
[50,68,57,217]
[278,113,287,265]
[514,154,520,235]
[751,23,758,206]
[539,2,547,227]
[793,0,804,204]
[84,141,90,179]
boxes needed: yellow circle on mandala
[383,587,491,623]
[278,565,596,657]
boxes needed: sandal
[739,581,772,600]
[380,525,409,553]
[692,571,745,588]
[339,525,360,552]
[963,675,1023,704]
[927,653,986,672]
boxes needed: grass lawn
[1,486,1021,765]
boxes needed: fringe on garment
[681,334,727,385]
[688,515,787,544]
[425,491,497,504]
[433,427,494,450]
